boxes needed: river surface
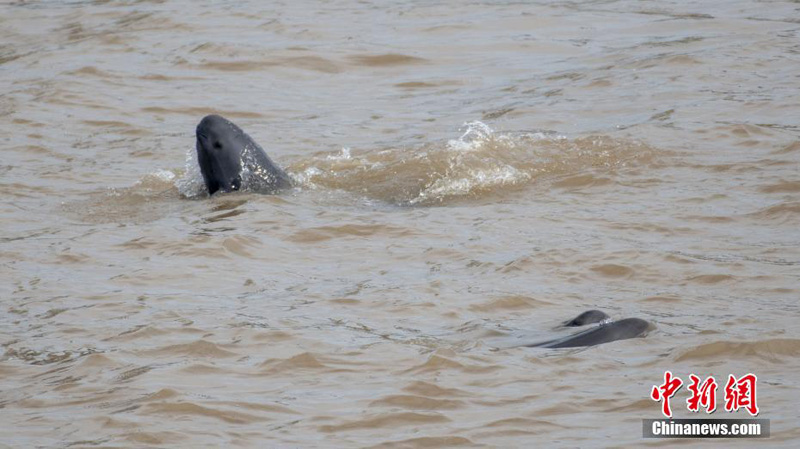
[2,1,800,447]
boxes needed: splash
[176,146,208,198]
[287,121,655,205]
[135,169,176,190]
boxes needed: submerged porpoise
[528,311,652,348]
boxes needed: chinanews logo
[643,372,770,439]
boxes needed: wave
[286,121,656,205]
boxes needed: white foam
[411,165,531,205]
[135,169,176,185]
[176,147,208,198]
[447,121,495,152]
[326,147,351,161]
[289,166,322,188]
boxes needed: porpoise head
[195,114,247,195]
[563,309,610,327]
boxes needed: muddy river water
[2,0,799,447]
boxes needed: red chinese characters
[724,373,759,416]
[651,371,683,418]
[686,374,717,413]
[651,372,759,417]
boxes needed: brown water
[2,1,800,447]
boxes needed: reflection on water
[2,0,799,447]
